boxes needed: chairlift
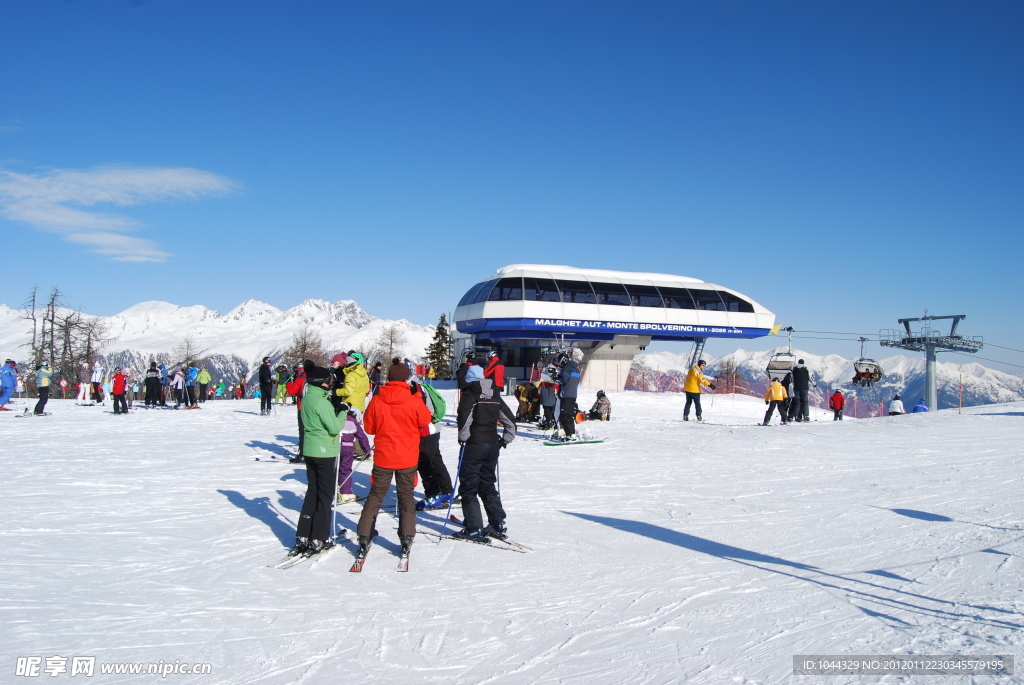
[765,327,796,381]
[851,337,883,387]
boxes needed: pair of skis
[267,529,347,570]
[417,515,532,553]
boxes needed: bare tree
[282,328,329,367]
[170,334,208,366]
[369,323,407,367]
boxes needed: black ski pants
[418,432,452,500]
[684,392,703,420]
[297,456,338,542]
[558,400,578,437]
[458,441,505,532]
[260,382,273,413]
[198,383,208,402]
[34,386,50,414]
[833,409,844,421]
[789,390,809,421]
[144,379,160,405]
[357,464,418,538]
[113,393,128,414]
[764,400,788,425]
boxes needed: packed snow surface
[3,391,1022,684]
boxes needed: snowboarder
[587,390,612,421]
[829,389,845,421]
[455,364,517,541]
[911,399,929,413]
[888,394,905,416]
[356,362,433,557]
[288,363,344,557]
[553,352,581,440]
[683,359,715,422]
[762,377,789,425]
[34,360,54,415]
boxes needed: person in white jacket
[888,394,905,416]
[90,361,105,403]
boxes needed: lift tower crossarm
[897,314,966,338]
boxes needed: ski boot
[483,521,507,540]
[400,535,414,554]
[287,537,309,557]
[452,527,490,543]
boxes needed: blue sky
[2,1,1022,372]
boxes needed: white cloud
[0,165,239,262]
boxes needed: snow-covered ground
[3,390,1022,684]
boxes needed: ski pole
[331,453,341,544]
[440,443,466,536]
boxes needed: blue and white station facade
[453,264,776,392]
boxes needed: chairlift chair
[851,337,883,387]
[765,326,796,381]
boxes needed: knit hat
[306,364,332,386]
[331,353,348,365]
[465,366,484,383]
[387,363,410,382]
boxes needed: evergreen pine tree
[424,314,454,380]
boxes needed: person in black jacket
[144,361,162,406]
[258,357,274,415]
[553,353,581,441]
[455,365,517,541]
[788,359,813,423]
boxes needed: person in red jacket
[483,351,505,393]
[828,389,845,421]
[356,362,433,557]
[111,368,129,415]
[285,364,308,463]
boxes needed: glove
[709,383,716,390]
[499,441,508,450]
[765,401,770,405]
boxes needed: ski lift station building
[452,264,776,392]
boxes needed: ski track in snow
[2,392,1023,684]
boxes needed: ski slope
[2,391,1022,684]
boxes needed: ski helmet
[263,356,271,364]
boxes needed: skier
[274,364,289,405]
[258,357,274,415]
[356,361,433,558]
[76,363,89,403]
[762,377,789,425]
[587,390,612,421]
[288,363,344,557]
[157,362,168,405]
[888,394,905,416]
[911,398,929,413]
[368,361,383,396]
[455,364,517,541]
[111,367,129,414]
[413,380,454,511]
[683,359,715,422]
[483,351,505,393]
[337,403,371,504]
[144,362,161,406]
[0,359,17,410]
[34,360,54,415]
[90,360,105,404]
[788,359,813,422]
[170,366,186,408]
[829,389,845,421]
[184,362,200,408]
[553,352,581,440]
[197,365,212,403]
[286,365,308,462]
[334,352,370,413]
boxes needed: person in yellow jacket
[336,352,370,412]
[683,359,715,422]
[762,377,789,426]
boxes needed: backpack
[421,383,447,423]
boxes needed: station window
[717,291,755,313]
[523,277,560,302]
[659,287,696,309]
[472,279,498,304]
[487,277,524,301]
[458,281,490,307]
[592,282,631,306]
[554,280,597,305]
[624,284,665,308]
[689,289,727,311]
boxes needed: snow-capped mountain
[637,347,1024,411]
[0,299,434,382]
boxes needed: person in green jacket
[196,366,212,403]
[289,363,345,557]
